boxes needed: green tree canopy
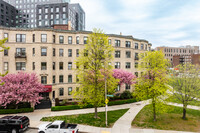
[73,28,118,118]
[169,63,200,119]
[134,51,170,121]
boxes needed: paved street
[24,128,87,133]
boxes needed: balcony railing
[15,52,26,58]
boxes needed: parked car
[38,120,78,133]
[0,116,29,133]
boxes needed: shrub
[120,90,133,99]
[51,98,138,111]
[0,108,33,114]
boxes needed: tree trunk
[94,106,98,118]
[15,104,18,109]
[182,104,187,119]
[152,100,156,121]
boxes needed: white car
[38,120,78,133]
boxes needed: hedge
[0,108,34,114]
[51,98,137,111]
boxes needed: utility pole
[105,74,107,127]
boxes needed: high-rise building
[3,0,71,28]
[36,3,85,31]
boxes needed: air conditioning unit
[22,67,26,71]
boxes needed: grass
[41,109,129,127]
[166,94,200,106]
[132,104,200,132]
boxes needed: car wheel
[11,129,17,133]
[39,131,45,133]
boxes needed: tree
[113,69,137,85]
[73,29,118,118]
[134,51,169,121]
[170,63,200,119]
[0,38,9,84]
[0,72,44,108]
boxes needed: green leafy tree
[0,38,9,84]
[134,51,169,121]
[73,29,118,118]
[170,63,200,119]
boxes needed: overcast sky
[71,0,200,48]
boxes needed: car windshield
[46,122,53,127]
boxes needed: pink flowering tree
[113,69,137,86]
[0,72,44,108]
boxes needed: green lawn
[41,109,129,127]
[132,104,200,132]
[166,94,200,106]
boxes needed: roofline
[0,26,150,43]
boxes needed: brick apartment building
[0,26,152,103]
[155,46,200,66]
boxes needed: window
[53,75,55,84]
[125,84,130,90]
[63,7,66,12]
[4,62,8,71]
[53,35,56,43]
[41,76,47,84]
[68,36,72,44]
[116,85,120,92]
[53,48,56,56]
[126,62,131,69]
[76,36,79,44]
[51,7,54,12]
[126,41,131,48]
[76,75,79,82]
[45,8,48,13]
[59,49,64,57]
[141,44,144,49]
[33,48,35,56]
[76,49,79,57]
[68,87,72,95]
[56,14,59,19]
[59,36,64,44]
[59,88,64,96]
[53,62,55,70]
[32,62,35,70]
[135,43,138,49]
[59,75,63,83]
[84,36,88,44]
[115,40,120,47]
[41,48,47,56]
[33,34,35,42]
[41,62,47,70]
[126,51,131,58]
[68,75,72,83]
[68,49,72,57]
[39,8,42,14]
[115,51,120,58]
[16,48,26,57]
[115,62,120,69]
[68,62,72,70]
[135,62,138,68]
[56,7,59,12]
[135,72,138,77]
[41,34,47,42]
[4,49,8,56]
[145,44,147,50]
[108,39,111,45]
[16,34,26,42]
[59,62,63,70]
[4,33,8,42]
[135,53,139,60]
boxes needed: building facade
[0,0,18,27]
[0,26,152,101]
[3,0,71,28]
[173,54,200,67]
[155,46,200,66]
[36,3,85,31]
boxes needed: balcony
[15,52,26,58]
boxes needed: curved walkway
[0,101,199,133]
